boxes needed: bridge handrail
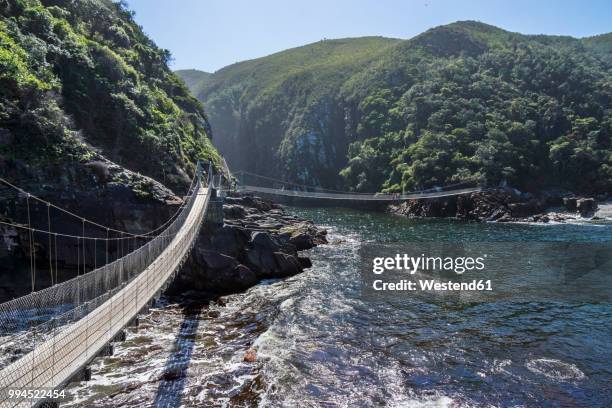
[0,160,213,344]
[235,170,481,196]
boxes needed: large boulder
[199,250,236,270]
[208,225,250,257]
[169,247,258,294]
[251,231,280,251]
[508,199,545,218]
[289,233,314,251]
[174,193,325,294]
[273,252,302,277]
[223,204,247,219]
[245,248,278,276]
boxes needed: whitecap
[389,395,456,408]
[526,358,585,381]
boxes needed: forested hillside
[1,0,221,193]
[185,22,612,194]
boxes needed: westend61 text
[372,279,493,292]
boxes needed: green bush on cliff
[0,0,221,191]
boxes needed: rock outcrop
[168,193,327,294]
[388,188,602,223]
[576,198,598,216]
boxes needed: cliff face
[0,0,222,298]
[182,22,612,194]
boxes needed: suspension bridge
[0,162,213,407]
[0,161,483,406]
[234,170,483,209]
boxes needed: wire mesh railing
[0,176,201,342]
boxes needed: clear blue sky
[125,0,612,73]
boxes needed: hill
[0,0,221,194]
[190,21,612,194]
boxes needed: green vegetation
[192,22,612,194]
[1,0,221,191]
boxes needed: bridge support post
[127,316,139,327]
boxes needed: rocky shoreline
[388,188,606,223]
[169,193,327,295]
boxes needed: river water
[65,208,612,407]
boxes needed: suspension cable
[94,237,97,270]
[0,162,207,296]
[0,177,198,242]
[0,219,179,241]
[47,204,53,286]
[76,236,80,277]
[54,233,58,284]
[26,194,34,292]
[106,229,109,265]
[82,218,85,274]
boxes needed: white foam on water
[526,358,586,381]
[491,359,512,375]
[388,395,457,408]
[595,202,612,219]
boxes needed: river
[65,207,612,407]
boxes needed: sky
[126,0,612,73]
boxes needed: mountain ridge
[179,21,612,194]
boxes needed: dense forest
[182,22,612,194]
[1,0,221,193]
